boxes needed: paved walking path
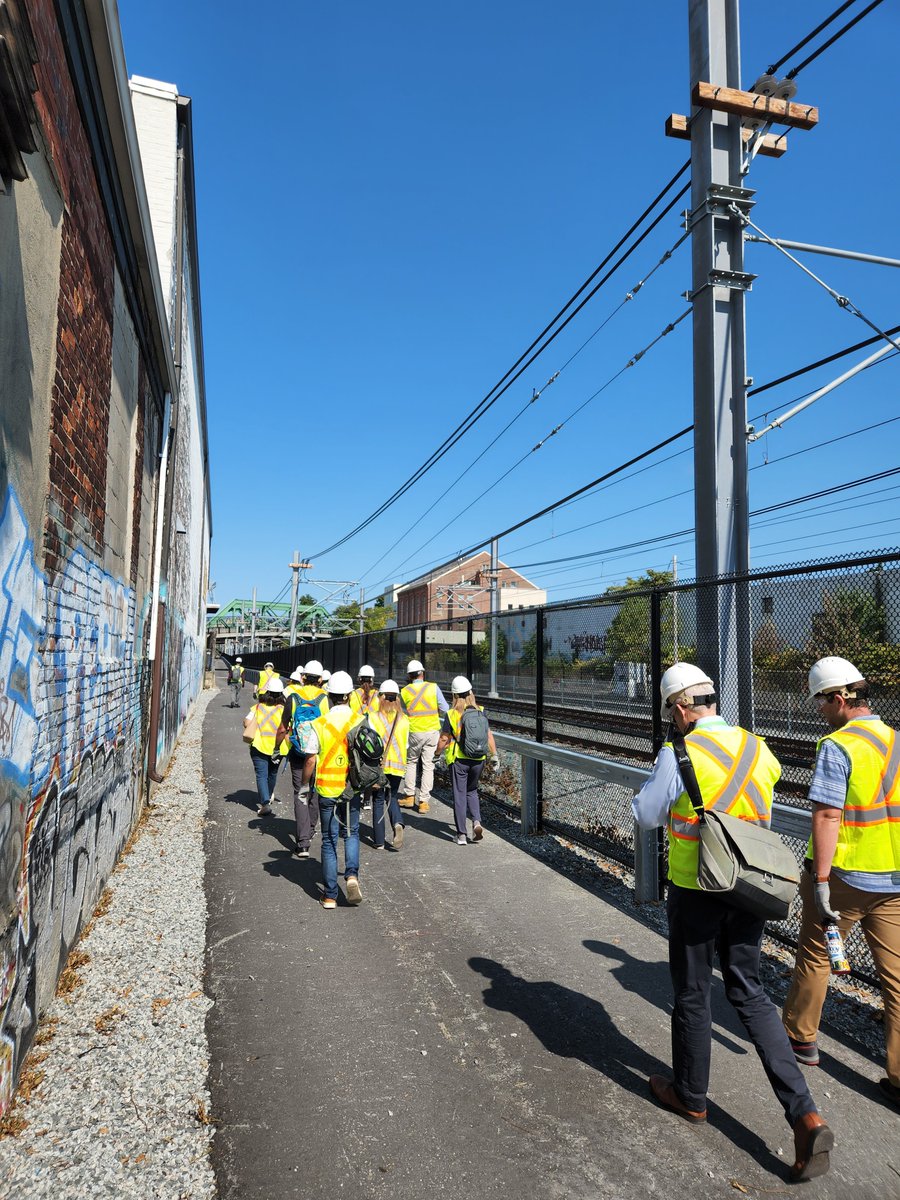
[202,682,899,1200]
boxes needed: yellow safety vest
[257,668,275,697]
[370,708,410,776]
[284,681,302,698]
[251,702,289,757]
[402,680,440,733]
[444,705,487,765]
[291,684,329,715]
[667,724,781,890]
[810,718,900,873]
[350,687,380,715]
[311,711,363,799]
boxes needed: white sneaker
[257,803,273,816]
[456,834,467,846]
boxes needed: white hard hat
[808,656,864,700]
[290,666,305,682]
[380,679,400,695]
[407,659,424,674]
[265,676,284,694]
[358,665,375,679]
[264,661,275,669]
[660,662,715,718]
[321,669,331,681]
[235,657,242,663]
[451,675,472,695]
[327,670,354,696]
[304,659,324,676]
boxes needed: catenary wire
[308,164,692,561]
[766,1,860,74]
[782,0,887,78]
[357,229,693,588]
[747,328,900,403]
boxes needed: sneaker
[393,825,404,850]
[418,800,431,814]
[789,1038,820,1067]
[256,803,273,816]
[456,834,467,845]
[320,897,337,909]
[293,845,310,859]
[472,822,484,841]
[346,877,363,905]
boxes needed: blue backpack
[289,691,325,752]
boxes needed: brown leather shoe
[649,1074,706,1123]
[790,1111,833,1181]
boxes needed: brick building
[0,0,209,1111]
[394,552,546,627]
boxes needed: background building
[0,0,208,1112]
[395,552,546,626]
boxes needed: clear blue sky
[119,0,899,612]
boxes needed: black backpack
[230,665,241,683]
[458,708,490,758]
[344,719,385,794]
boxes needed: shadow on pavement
[262,848,322,902]
[225,788,260,812]
[584,939,749,1057]
[468,955,778,1177]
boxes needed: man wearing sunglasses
[783,656,900,1113]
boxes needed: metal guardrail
[493,731,812,903]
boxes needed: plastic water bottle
[824,923,850,975]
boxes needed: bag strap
[669,728,707,821]
[380,712,399,767]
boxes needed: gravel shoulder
[0,689,217,1200]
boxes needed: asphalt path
[202,678,899,1200]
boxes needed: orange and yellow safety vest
[250,702,290,757]
[311,710,363,799]
[350,687,379,716]
[401,680,440,733]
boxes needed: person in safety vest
[349,665,379,716]
[276,661,330,858]
[632,663,832,1182]
[244,675,289,816]
[229,658,244,708]
[783,657,900,1110]
[256,661,276,699]
[368,680,410,850]
[436,676,498,845]
[301,670,364,908]
[398,660,448,815]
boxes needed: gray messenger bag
[670,730,800,922]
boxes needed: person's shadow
[584,939,748,1056]
[224,788,259,813]
[263,848,322,902]
[468,955,776,1176]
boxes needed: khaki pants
[402,730,439,803]
[783,868,900,1086]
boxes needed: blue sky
[119,1,899,612]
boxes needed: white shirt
[302,703,353,756]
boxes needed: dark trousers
[372,774,404,847]
[450,759,483,834]
[288,749,319,849]
[666,883,816,1124]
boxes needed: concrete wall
[0,0,205,1115]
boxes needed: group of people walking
[234,658,499,908]
[633,654,899,1183]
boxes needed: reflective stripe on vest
[667,725,780,890]
[252,702,286,756]
[402,681,440,732]
[257,669,273,696]
[312,712,362,798]
[816,718,900,872]
[350,687,379,715]
[371,709,410,776]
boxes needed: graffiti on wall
[0,484,144,1113]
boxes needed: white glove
[490,754,501,771]
[813,880,841,925]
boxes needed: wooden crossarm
[665,113,788,157]
[691,81,818,130]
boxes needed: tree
[330,600,395,636]
[806,587,900,690]
[603,569,674,663]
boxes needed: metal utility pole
[289,550,301,647]
[688,0,753,724]
[672,554,679,662]
[250,586,258,653]
[358,587,365,638]
[489,537,499,697]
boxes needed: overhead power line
[767,1,861,75]
[780,0,887,79]
[748,325,900,401]
[308,161,691,561]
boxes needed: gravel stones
[0,690,217,1199]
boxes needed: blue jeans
[318,793,361,900]
[250,747,279,806]
[372,774,404,847]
